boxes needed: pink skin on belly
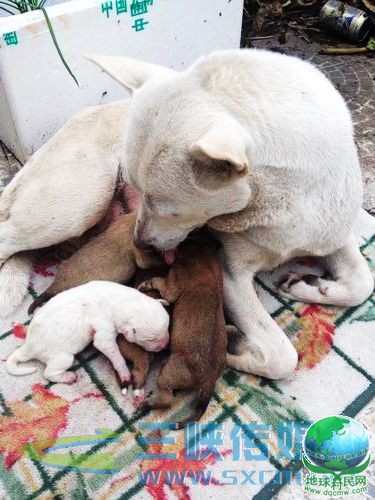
[122,183,141,212]
[98,183,177,265]
[96,182,140,233]
[100,200,127,230]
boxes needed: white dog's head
[127,296,170,352]
[86,54,252,251]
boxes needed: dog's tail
[0,255,32,317]
[6,344,37,376]
[28,292,53,316]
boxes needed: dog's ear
[190,117,249,177]
[85,53,174,93]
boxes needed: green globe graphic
[303,416,370,472]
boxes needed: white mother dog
[0,99,129,315]
[86,49,374,379]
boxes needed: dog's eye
[145,194,172,213]
[221,161,234,172]
[171,212,180,218]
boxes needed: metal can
[320,1,372,43]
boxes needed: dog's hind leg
[220,252,297,379]
[0,220,26,265]
[146,355,195,410]
[279,235,374,307]
[44,353,77,384]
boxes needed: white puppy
[6,281,169,384]
[86,49,374,380]
[0,99,129,316]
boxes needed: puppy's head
[86,54,252,250]
[127,297,170,352]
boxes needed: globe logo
[303,415,370,474]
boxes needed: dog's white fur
[6,281,169,383]
[87,49,374,379]
[0,99,129,316]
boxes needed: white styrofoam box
[0,0,244,162]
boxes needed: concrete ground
[246,32,375,211]
[1,35,374,210]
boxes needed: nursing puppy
[0,99,130,317]
[28,212,161,314]
[7,281,169,384]
[138,239,227,427]
[116,337,152,397]
[115,267,170,400]
[87,50,374,379]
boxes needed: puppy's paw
[118,367,132,385]
[133,388,144,398]
[63,371,78,385]
[133,389,146,408]
[137,281,153,292]
[133,389,154,411]
[121,385,129,396]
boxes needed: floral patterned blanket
[0,211,374,500]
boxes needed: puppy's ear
[84,53,174,93]
[190,118,249,182]
[157,299,170,307]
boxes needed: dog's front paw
[278,272,320,291]
[277,272,328,303]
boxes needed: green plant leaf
[41,6,79,86]
[0,1,79,85]
[1,0,21,5]
[14,0,29,13]
[0,3,17,14]
[0,1,17,7]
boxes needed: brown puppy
[115,268,169,399]
[116,337,151,395]
[28,212,161,314]
[138,239,227,428]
